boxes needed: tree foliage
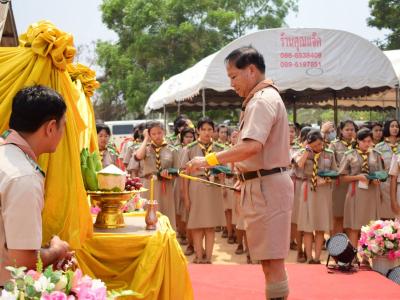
[368,0,400,50]
[96,0,298,120]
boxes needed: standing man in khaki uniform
[188,47,293,300]
[0,86,73,285]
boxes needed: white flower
[371,243,380,254]
[381,225,393,235]
[0,290,17,300]
[54,275,68,291]
[34,275,55,292]
[91,279,106,290]
[385,241,395,249]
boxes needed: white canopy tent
[145,28,399,122]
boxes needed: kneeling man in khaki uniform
[0,86,73,285]
[188,47,293,300]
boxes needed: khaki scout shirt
[236,87,290,172]
[0,143,44,284]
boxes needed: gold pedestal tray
[88,189,147,229]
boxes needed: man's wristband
[205,152,220,166]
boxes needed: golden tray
[88,188,148,229]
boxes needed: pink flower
[27,270,41,280]
[395,250,400,258]
[388,250,396,260]
[40,291,68,300]
[90,206,101,215]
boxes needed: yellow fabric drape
[0,21,93,248]
[75,213,193,300]
[68,63,100,152]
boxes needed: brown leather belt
[239,167,287,182]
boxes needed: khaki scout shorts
[241,172,293,261]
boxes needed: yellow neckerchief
[356,145,370,174]
[311,152,321,191]
[151,140,168,171]
[197,139,213,179]
[340,139,353,150]
[385,138,399,154]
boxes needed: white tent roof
[145,28,399,114]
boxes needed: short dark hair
[306,129,323,144]
[96,123,111,136]
[383,119,400,138]
[217,124,228,133]
[356,128,372,141]
[338,120,358,139]
[197,117,215,130]
[180,127,195,143]
[146,121,164,134]
[225,46,265,74]
[174,118,188,135]
[9,86,66,133]
[300,126,312,143]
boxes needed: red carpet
[189,264,400,300]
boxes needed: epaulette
[214,142,226,150]
[344,149,355,155]
[291,144,301,149]
[324,148,334,154]
[375,141,385,147]
[372,148,382,155]
[167,144,178,151]
[187,141,198,148]
[332,138,340,143]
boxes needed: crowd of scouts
[94,116,400,265]
[290,119,400,264]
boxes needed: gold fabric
[340,139,353,150]
[384,138,398,154]
[0,21,94,248]
[356,148,370,173]
[75,213,193,300]
[151,140,168,172]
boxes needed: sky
[12,0,390,62]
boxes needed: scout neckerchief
[356,145,370,174]
[385,138,398,154]
[311,152,321,191]
[1,129,45,177]
[198,139,213,179]
[240,79,279,122]
[151,140,168,172]
[340,139,353,150]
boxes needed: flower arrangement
[358,219,400,260]
[0,258,135,299]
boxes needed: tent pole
[333,93,338,127]
[177,101,181,116]
[202,88,206,117]
[396,85,400,120]
[163,105,167,131]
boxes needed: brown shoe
[179,237,188,245]
[296,252,307,263]
[221,229,228,238]
[185,245,194,256]
[290,241,298,251]
[228,236,235,244]
[215,226,222,232]
[235,244,244,255]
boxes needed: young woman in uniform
[375,119,400,220]
[371,122,383,146]
[96,123,118,168]
[134,121,179,230]
[329,120,357,235]
[176,127,195,255]
[182,117,225,263]
[291,126,313,262]
[339,128,383,248]
[295,130,337,264]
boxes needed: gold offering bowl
[88,189,146,229]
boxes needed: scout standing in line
[133,121,179,230]
[181,117,226,264]
[187,47,293,299]
[338,128,383,249]
[96,123,119,168]
[375,119,400,219]
[295,130,336,264]
[371,122,383,146]
[175,127,196,256]
[329,120,357,235]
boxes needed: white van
[105,120,146,150]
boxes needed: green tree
[368,0,400,49]
[96,0,298,120]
